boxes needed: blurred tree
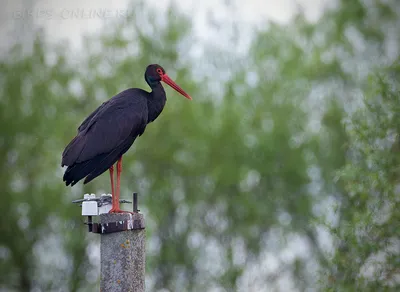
[0,36,97,292]
[320,62,400,291]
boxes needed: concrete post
[100,213,145,292]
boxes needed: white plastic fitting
[82,200,98,216]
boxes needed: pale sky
[1,0,329,52]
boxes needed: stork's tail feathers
[61,134,86,167]
[62,139,134,186]
[63,152,109,186]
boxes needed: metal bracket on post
[72,192,144,234]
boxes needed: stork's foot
[108,208,134,214]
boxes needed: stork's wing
[62,97,148,166]
[77,100,110,132]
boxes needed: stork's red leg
[109,157,133,214]
[116,157,122,209]
[109,165,115,208]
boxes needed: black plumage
[62,89,149,186]
[61,64,191,213]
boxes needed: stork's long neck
[147,82,167,123]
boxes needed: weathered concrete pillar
[100,213,145,292]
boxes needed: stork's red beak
[162,74,192,100]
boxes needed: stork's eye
[156,68,163,75]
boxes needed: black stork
[61,64,192,213]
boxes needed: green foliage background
[0,0,399,291]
